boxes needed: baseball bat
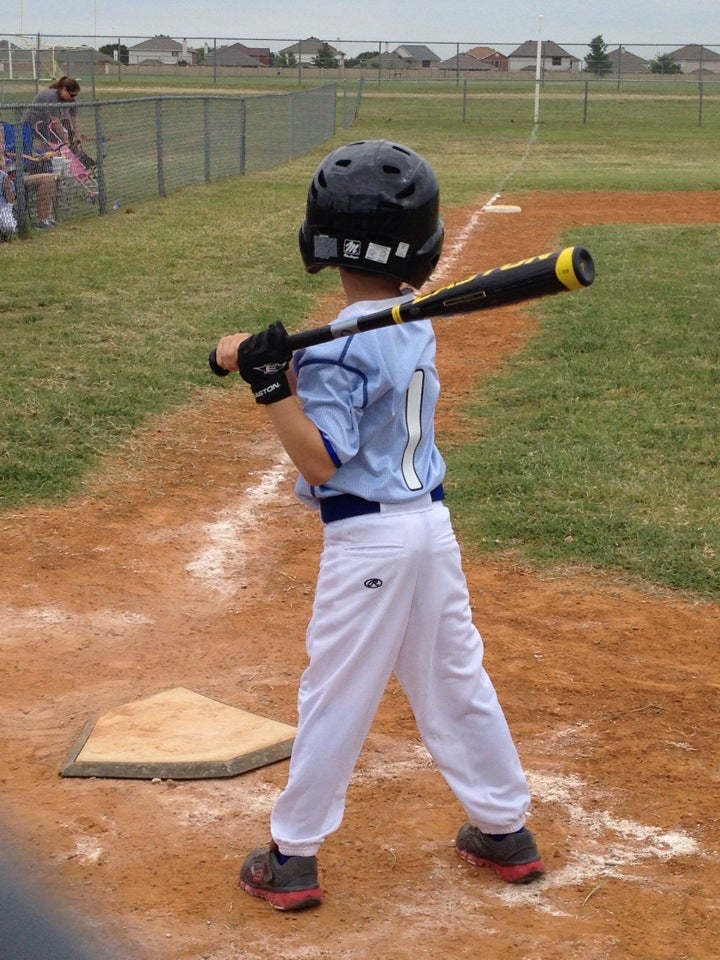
[209,245,594,376]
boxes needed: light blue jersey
[293,295,447,508]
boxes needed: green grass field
[2,83,718,597]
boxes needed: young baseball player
[214,139,544,911]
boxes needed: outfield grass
[448,224,720,598]
[1,84,718,597]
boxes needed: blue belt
[319,484,445,524]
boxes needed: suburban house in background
[508,40,581,72]
[392,44,441,68]
[127,35,196,66]
[466,46,509,71]
[366,44,441,72]
[669,43,720,75]
[1,34,718,79]
[203,42,271,67]
[608,47,650,74]
[278,37,344,65]
[437,52,492,73]
[603,44,719,77]
[367,51,409,72]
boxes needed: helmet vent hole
[395,184,416,200]
[382,164,402,175]
[335,159,352,168]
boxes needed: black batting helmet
[299,139,444,288]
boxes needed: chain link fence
[2,34,720,86]
[0,83,339,234]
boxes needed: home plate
[60,687,295,780]
[483,204,522,214]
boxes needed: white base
[482,204,522,214]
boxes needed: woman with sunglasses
[26,76,82,158]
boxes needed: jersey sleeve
[295,347,370,467]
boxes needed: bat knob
[208,348,230,377]
[572,246,596,287]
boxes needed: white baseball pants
[270,498,531,857]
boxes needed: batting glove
[237,322,293,405]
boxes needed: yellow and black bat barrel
[209,245,596,371]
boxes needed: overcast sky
[8,0,720,54]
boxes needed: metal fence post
[34,35,40,94]
[203,98,211,182]
[12,112,28,235]
[698,79,704,127]
[353,78,365,124]
[155,99,166,198]
[93,102,107,214]
[239,99,247,176]
[288,95,294,159]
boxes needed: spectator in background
[0,167,17,240]
[27,76,98,172]
[27,76,82,152]
[0,123,58,230]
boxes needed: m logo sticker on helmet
[396,242,410,259]
[343,239,362,260]
[365,242,391,265]
[314,234,338,260]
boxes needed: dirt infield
[2,192,719,960]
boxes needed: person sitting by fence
[0,123,59,230]
[0,167,17,240]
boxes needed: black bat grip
[209,348,230,377]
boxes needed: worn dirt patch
[1,191,719,960]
